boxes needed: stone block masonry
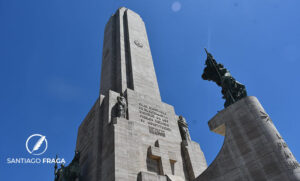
[75,7,207,181]
[195,96,300,181]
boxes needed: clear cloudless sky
[1,0,300,180]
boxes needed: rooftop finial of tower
[117,6,128,12]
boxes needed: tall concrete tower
[75,7,207,181]
[99,7,161,100]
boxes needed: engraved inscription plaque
[138,103,171,137]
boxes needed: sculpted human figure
[54,152,80,181]
[54,164,65,181]
[55,155,64,181]
[202,48,247,108]
[178,115,190,141]
[117,93,127,118]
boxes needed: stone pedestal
[195,96,300,181]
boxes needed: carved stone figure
[202,49,247,108]
[178,116,190,141]
[117,93,127,118]
[54,152,80,181]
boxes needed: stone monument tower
[75,7,207,181]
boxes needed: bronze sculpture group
[202,49,247,108]
[54,152,80,181]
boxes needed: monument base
[196,96,300,181]
[76,89,207,181]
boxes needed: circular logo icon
[26,134,48,155]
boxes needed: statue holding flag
[202,49,247,108]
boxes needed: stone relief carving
[134,40,143,48]
[260,111,271,123]
[178,115,190,141]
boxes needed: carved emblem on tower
[134,39,143,48]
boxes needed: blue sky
[1,0,300,180]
